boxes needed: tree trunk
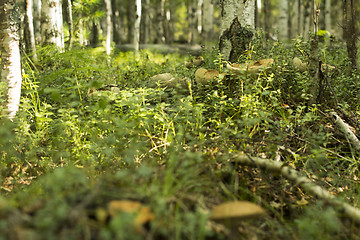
[66,0,73,49]
[140,0,150,44]
[263,0,270,39]
[277,0,288,40]
[187,0,198,44]
[0,1,23,119]
[33,0,41,43]
[202,0,214,45]
[41,0,64,51]
[105,0,112,55]
[343,0,357,72]
[303,1,311,40]
[309,1,320,105]
[126,0,135,44]
[324,0,331,32]
[134,0,141,52]
[24,0,38,63]
[219,0,255,62]
[153,0,165,44]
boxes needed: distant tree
[324,0,331,32]
[134,0,141,52]
[24,0,38,63]
[277,0,288,40]
[66,0,73,49]
[0,0,23,119]
[105,0,112,55]
[202,0,214,45]
[343,0,357,71]
[41,0,64,51]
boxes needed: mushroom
[195,68,219,85]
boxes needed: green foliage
[1,39,360,239]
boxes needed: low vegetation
[1,36,360,239]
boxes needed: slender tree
[66,0,73,49]
[105,0,112,55]
[134,0,141,52]
[277,0,288,40]
[202,0,214,44]
[0,0,23,119]
[24,0,38,63]
[343,0,357,71]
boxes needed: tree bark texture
[277,0,288,40]
[66,0,73,49]
[0,1,23,119]
[202,0,214,44]
[343,0,357,72]
[24,0,38,63]
[134,0,141,52]
[219,0,254,62]
[41,0,64,51]
[105,0,112,55]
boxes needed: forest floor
[1,39,360,240]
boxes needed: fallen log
[227,153,360,224]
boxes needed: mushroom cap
[210,201,265,221]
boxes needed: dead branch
[330,111,360,152]
[229,153,360,224]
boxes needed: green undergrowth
[1,41,360,239]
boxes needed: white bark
[105,0,112,55]
[220,0,255,61]
[0,1,23,119]
[221,0,255,31]
[25,0,38,63]
[134,0,141,52]
[41,0,64,51]
[202,0,214,44]
[277,0,288,40]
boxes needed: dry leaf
[210,201,265,221]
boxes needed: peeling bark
[0,1,23,119]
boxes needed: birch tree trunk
[219,0,255,62]
[25,0,38,63]
[66,0,73,49]
[105,0,112,55]
[324,0,331,32]
[134,0,141,52]
[202,0,214,45]
[41,0,64,51]
[33,0,41,43]
[0,1,23,119]
[277,0,288,40]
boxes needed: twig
[228,153,360,224]
[330,112,360,152]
